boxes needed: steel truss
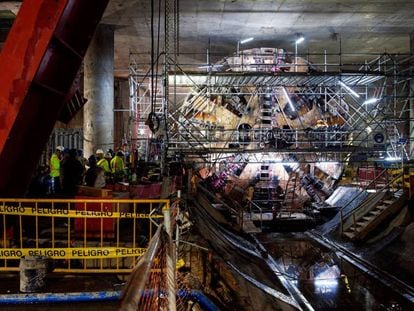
[129,50,413,164]
[128,61,165,161]
[167,53,412,164]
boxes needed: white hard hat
[96,149,104,154]
[56,146,64,151]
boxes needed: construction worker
[49,145,64,195]
[246,185,255,202]
[190,174,198,193]
[61,148,84,196]
[104,151,113,164]
[85,155,106,188]
[96,149,110,174]
[111,150,125,182]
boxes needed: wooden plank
[342,191,387,232]
[77,185,112,198]
[343,232,355,239]
[354,195,407,240]
[362,216,374,221]
[368,210,381,216]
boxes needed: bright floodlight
[282,87,295,111]
[338,81,360,98]
[295,36,305,44]
[197,64,224,69]
[385,156,402,162]
[363,98,378,105]
[240,37,254,44]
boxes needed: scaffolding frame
[128,50,413,165]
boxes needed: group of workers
[94,149,125,178]
[49,146,126,196]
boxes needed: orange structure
[0,0,109,197]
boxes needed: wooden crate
[77,185,112,198]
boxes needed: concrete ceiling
[103,0,414,74]
[1,1,414,75]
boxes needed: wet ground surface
[259,232,413,311]
[1,230,413,310]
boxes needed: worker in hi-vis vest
[96,149,110,173]
[50,146,64,195]
[111,150,125,182]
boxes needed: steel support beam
[0,0,109,196]
[410,32,414,159]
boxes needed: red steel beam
[0,0,109,197]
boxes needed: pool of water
[259,232,412,311]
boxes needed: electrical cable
[154,0,162,113]
[151,0,155,115]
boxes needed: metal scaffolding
[172,53,411,164]
[129,49,413,165]
[128,57,166,161]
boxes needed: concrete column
[410,32,414,159]
[114,78,130,150]
[83,24,114,157]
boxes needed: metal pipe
[0,290,218,310]
[163,208,176,311]
[0,291,120,304]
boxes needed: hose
[0,290,218,310]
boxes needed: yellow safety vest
[50,153,60,178]
[110,156,124,173]
[97,158,110,173]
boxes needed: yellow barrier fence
[0,198,168,273]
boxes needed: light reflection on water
[261,233,410,311]
[313,265,340,294]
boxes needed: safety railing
[339,171,403,235]
[120,225,168,310]
[131,50,413,75]
[120,194,217,311]
[357,166,391,190]
[0,198,168,273]
[168,126,380,151]
[247,199,264,230]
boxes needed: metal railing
[129,49,412,163]
[131,50,414,76]
[339,171,403,234]
[0,198,169,273]
[167,126,379,149]
[247,199,264,230]
[120,201,217,311]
